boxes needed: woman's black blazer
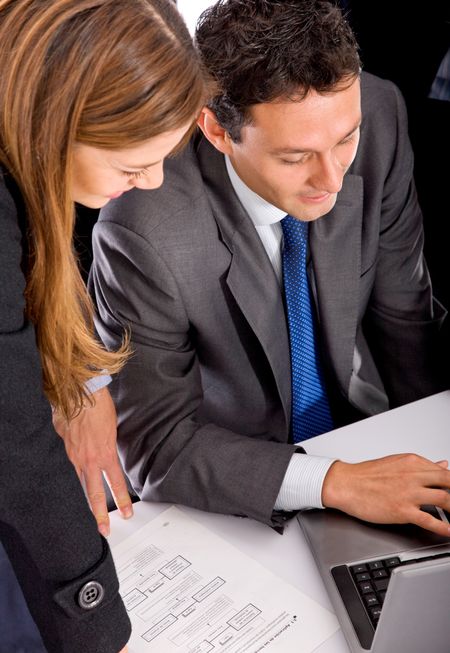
[0,169,130,652]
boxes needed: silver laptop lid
[298,508,450,652]
[372,556,450,653]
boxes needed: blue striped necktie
[281,215,333,442]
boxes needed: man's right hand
[322,453,450,537]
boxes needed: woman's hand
[53,386,133,536]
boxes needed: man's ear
[197,107,234,155]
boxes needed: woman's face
[71,124,191,208]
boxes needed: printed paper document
[111,506,338,652]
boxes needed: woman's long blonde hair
[0,0,207,418]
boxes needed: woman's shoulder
[0,165,16,210]
[0,165,28,249]
[0,164,25,220]
[0,166,26,237]
[0,167,27,331]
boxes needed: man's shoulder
[350,72,412,187]
[97,138,217,241]
[357,71,408,163]
[360,70,398,94]
[360,71,403,118]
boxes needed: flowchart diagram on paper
[112,506,338,652]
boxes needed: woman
[0,0,207,651]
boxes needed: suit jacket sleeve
[0,178,131,652]
[359,78,447,406]
[91,218,295,528]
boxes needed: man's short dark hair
[195,0,361,142]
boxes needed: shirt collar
[225,155,286,227]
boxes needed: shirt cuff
[85,374,112,396]
[274,452,337,511]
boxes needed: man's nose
[310,152,344,194]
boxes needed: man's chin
[290,195,337,221]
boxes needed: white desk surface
[109,390,450,652]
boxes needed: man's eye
[281,158,305,166]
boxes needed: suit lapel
[196,138,292,426]
[195,137,364,419]
[310,174,363,396]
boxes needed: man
[91,0,450,534]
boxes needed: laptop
[298,505,450,653]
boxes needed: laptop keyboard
[331,549,450,649]
[349,555,399,626]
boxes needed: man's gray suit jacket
[91,73,446,527]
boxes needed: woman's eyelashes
[122,168,150,179]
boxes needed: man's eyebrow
[269,120,362,155]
